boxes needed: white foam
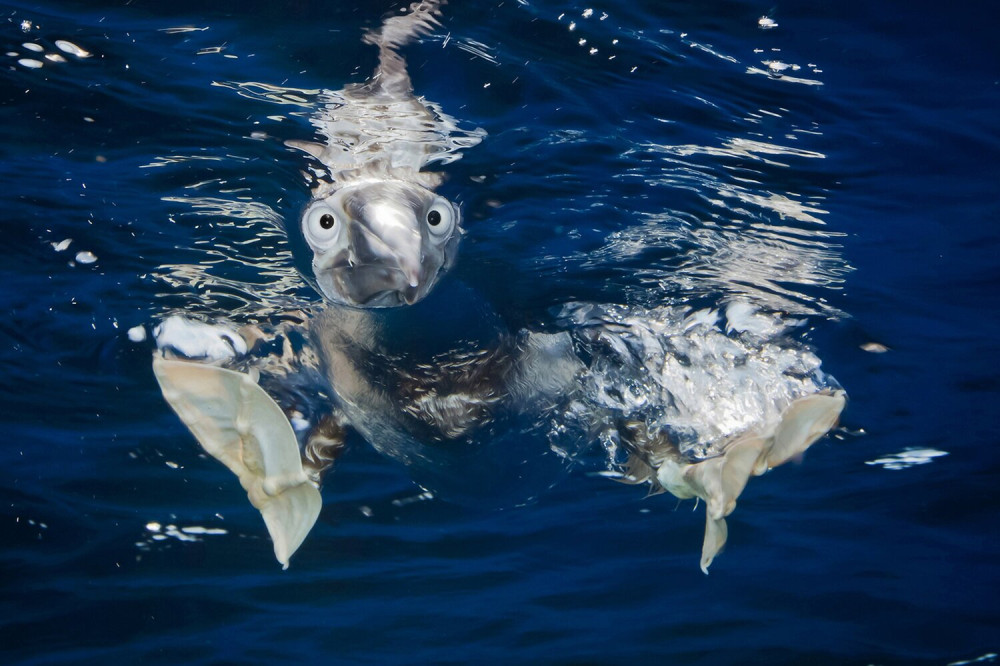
[948,653,998,666]
[138,521,228,549]
[54,40,91,58]
[392,491,435,507]
[562,301,830,457]
[866,448,948,471]
[127,325,147,342]
[725,301,797,337]
[180,526,228,535]
[153,315,248,361]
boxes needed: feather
[153,358,322,569]
[623,390,846,572]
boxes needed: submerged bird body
[275,0,558,497]
[153,0,846,572]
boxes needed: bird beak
[312,200,429,307]
[353,201,424,286]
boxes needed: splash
[561,300,836,459]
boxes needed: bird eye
[303,202,343,249]
[425,199,456,240]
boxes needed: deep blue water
[2,0,998,664]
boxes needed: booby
[152,0,846,573]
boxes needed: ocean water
[2,0,998,664]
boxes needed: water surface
[2,0,998,663]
